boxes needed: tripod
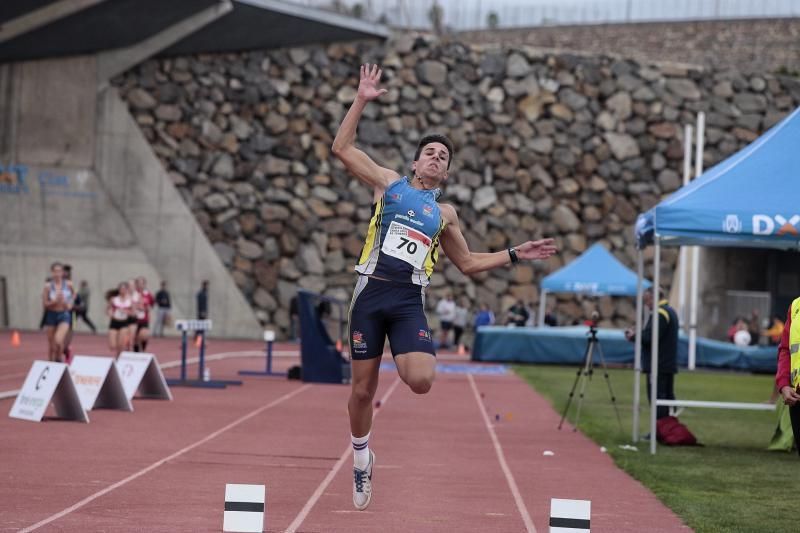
[558,324,623,433]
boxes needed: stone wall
[460,18,800,74]
[112,34,800,337]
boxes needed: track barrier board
[9,361,88,423]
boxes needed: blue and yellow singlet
[355,177,446,287]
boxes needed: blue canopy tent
[633,106,800,454]
[636,106,800,250]
[537,243,651,326]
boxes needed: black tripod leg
[572,342,594,432]
[595,341,624,433]
[558,345,590,430]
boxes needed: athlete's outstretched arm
[439,204,557,275]
[331,64,399,193]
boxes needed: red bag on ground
[656,416,698,446]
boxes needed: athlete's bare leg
[119,329,130,356]
[348,357,382,437]
[394,352,436,394]
[137,326,150,351]
[53,322,69,363]
[46,326,57,362]
[108,329,119,355]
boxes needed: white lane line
[0,349,300,399]
[0,388,20,399]
[284,376,403,533]
[467,373,537,533]
[19,384,311,532]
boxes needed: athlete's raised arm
[438,204,557,275]
[332,64,399,196]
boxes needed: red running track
[0,331,689,532]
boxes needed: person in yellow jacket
[763,315,785,345]
[775,297,800,455]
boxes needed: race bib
[382,221,432,269]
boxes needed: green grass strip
[515,364,797,533]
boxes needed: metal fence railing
[287,0,800,31]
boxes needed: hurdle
[238,330,285,377]
[166,319,242,389]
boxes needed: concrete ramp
[0,56,259,338]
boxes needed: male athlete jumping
[332,64,558,511]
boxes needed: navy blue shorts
[348,276,436,360]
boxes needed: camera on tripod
[559,309,623,433]
[585,311,600,337]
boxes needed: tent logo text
[752,214,800,236]
[722,215,742,234]
[566,281,599,293]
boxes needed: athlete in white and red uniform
[133,276,155,352]
[107,282,134,357]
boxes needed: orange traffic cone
[11,330,21,347]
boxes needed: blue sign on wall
[0,164,95,197]
[0,164,29,194]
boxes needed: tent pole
[633,249,644,443]
[538,289,547,327]
[650,238,661,455]
[689,112,705,371]
[677,124,693,330]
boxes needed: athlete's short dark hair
[414,133,455,169]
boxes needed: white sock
[352,432,370,470]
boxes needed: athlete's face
[51,265,63,280]
[412,142,449,183]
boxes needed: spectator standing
[452,297,470,349]
[435,292,456,348]
[473,302,495,328]
[763,315,785,346]
[625,288,679,419]
[197,280,209,319]
[196,280,209,340]
[73,280,97,333]
[524,301,536,327]
[748,309,762,345]
[506,300,529,327]
[775,296,800,455]
[153,281,171,337]
[544,304,558,327]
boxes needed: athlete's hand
[780,386,800,406]
[514,238,558,261]
[357,63,387,101]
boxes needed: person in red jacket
[775,297,800,455]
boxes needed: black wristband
[508,247,519,264]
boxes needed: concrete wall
[0,55,261,338]
[94,88,261,338]
[460,18,800,74]
[696,247,800,339]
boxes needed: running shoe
[352,450,375,510]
